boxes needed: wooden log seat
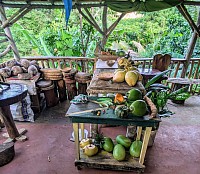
[36,80,59,107]
[62,69,77,101]
[75,72,92,95]
[167,77,200,90]
[0,142,15,167]
[40,68,67,102]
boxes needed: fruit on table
[114,93,125,104]
[113,144,126,161]
[130,100,147,117]
[103,137,114,152]
[80,138,91,148]
[116,135,132,148]
[113,70,126,83]
[125,71,138,86]
[114,105,129,118]
[83,144,98,157]
[126,88,142,101]
[117,57,128,67]
[129,140,143,158]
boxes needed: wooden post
[181,10,200,78]
[0,106,20,139]
[0,7,20,60]
[73,123,80,160]
[139,127,152,164]
[57,79,67,102]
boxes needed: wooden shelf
[75,149,145,172]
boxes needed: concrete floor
[0,96,200,174]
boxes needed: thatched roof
[1,0,200,9]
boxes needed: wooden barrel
[36,80,59,107]
[75,72,91,95]
[0,142,15,167]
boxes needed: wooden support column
[0,106,20,139]
[0,7,20,60]
[177,4,200,36]
[76,4,126,49]
[181,9,200,78]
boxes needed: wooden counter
[66,99,161,171]
[87,69,145,95]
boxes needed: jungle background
[1,6,200,63]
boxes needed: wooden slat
[139,127,152,164]
[73,123,80,160]
[188,60,194,78]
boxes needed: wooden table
[0,83,28,141]
[87,69,145,95]
[6,73,41,112]
[139,68,161,85]
[66,100,161,171]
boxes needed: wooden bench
[167,78,200,93]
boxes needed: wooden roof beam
[177,4,200,36]
[1,4,32,28]
[183,1,200,6]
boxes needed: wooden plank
[75,149,145,171]
[87,69,145,95]
[73,123,80,160]
[136,126,142,140]
[139,127,152,164]
[80,123,84,140]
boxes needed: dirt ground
[0,96,200,174]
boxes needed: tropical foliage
[1,6,199,61]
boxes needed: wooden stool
[0,142,15,167]
[36,80,59,107]
[40,68,67,102]
[62,69,77,100]
[75,72,91,95]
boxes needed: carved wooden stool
[75,72,91,95]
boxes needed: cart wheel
[77,166,82,170]
[137,169,144,174]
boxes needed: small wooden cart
[66,100,161,172]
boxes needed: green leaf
[145,70,170,89]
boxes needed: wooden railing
[134,57,200,79]
[134,57,200,94]
[22,56,96,73]
[0,56,199,93]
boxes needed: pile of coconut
[0,59,40,80]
